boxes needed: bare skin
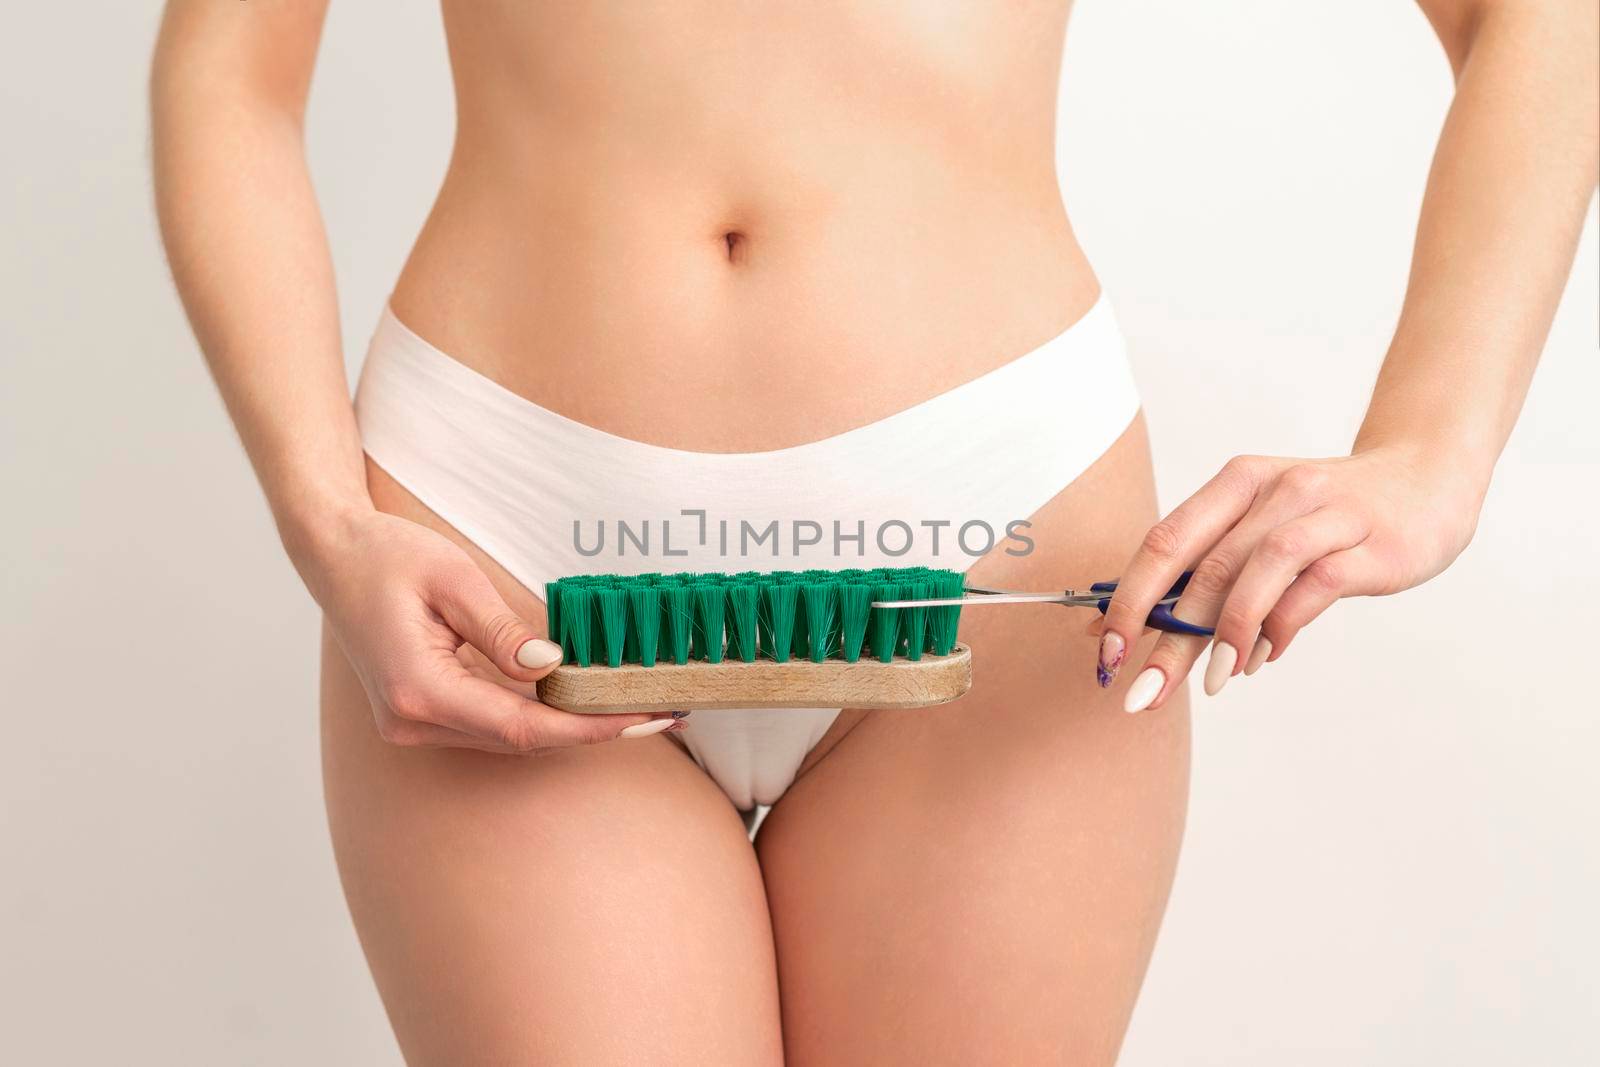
[325,419,1177,1063]
[151,0,1597,1062]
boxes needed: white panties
[354,295,1140,812]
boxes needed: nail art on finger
[1097,631,1127,688]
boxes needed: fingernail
[1097,631,1127,688]
[1123,666,1165,714]
[671,710,691,719]
[516,638,563,669]
[618,718,676,740]
[1203,641,1238,696]
[1244,635,1273,675]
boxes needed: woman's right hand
[301,509,682,754]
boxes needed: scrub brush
[535,566,971,713]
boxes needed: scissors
[870,570,1215,637]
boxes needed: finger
[1241,631,1274,676]
[459,647,540,697]
[1201,509,1367,695]
[376,699,683,754]
[1148,489,1328,698]
[454,641,545,700]
[431,567,563,682]
[414,664,680,752]
[1117,606,1211,714]
[1085,614,1159,638]
[1126,513,1362,713]
[1098,456,1276,685]
[1257,544,1383,663]
[373,713,527,754]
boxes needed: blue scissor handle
[1089,571,1215,638]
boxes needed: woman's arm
[1359,0,1599,485]
[151,1,671,749]
[151,1,364,571]
[1097,0,1598,710]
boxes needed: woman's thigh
[321,467,784,1066]
[757,417,1191,1065]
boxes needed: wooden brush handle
[537,644,972,713]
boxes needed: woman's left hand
[1098,444,1486,712]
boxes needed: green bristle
[627,585,662,667]
[816,577,842,655]
[869,582,900,663]
[834,582,849,654]
[727,585,759,662]
[802,582,837,663]
[792,583,811,660]
[688,582,707,659]
[693,584,727,663]
[560,586,593,667]
[594,587,628,667]
[548,566,965,668]
[762,582,798,663]
[662,584,694,664]
[544,580,563,653]
[555,583,577,659]
[838,582,871,662]
[929,571,964,654]
[754,578,776,657]
[588,592,605,663]
[821,578,844,656]
[620,587,639,662]
[900,580,930,662]
[652,584,669,661]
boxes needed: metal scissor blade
[870,592,1185,610]
[968,584,1113,603]
[870,592,1071,608]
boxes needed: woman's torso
[389,0,1099,452]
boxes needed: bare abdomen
[390,0,1094,452]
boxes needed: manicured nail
[1123,667,1165,713]
[1203,641,1238,697]
[1244,635,1272,675]
[1097,631,1127,688]
[671,710,691,719]
[618,718,677,740]
[516,638,563,669]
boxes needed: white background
[3,2,1595,1063]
